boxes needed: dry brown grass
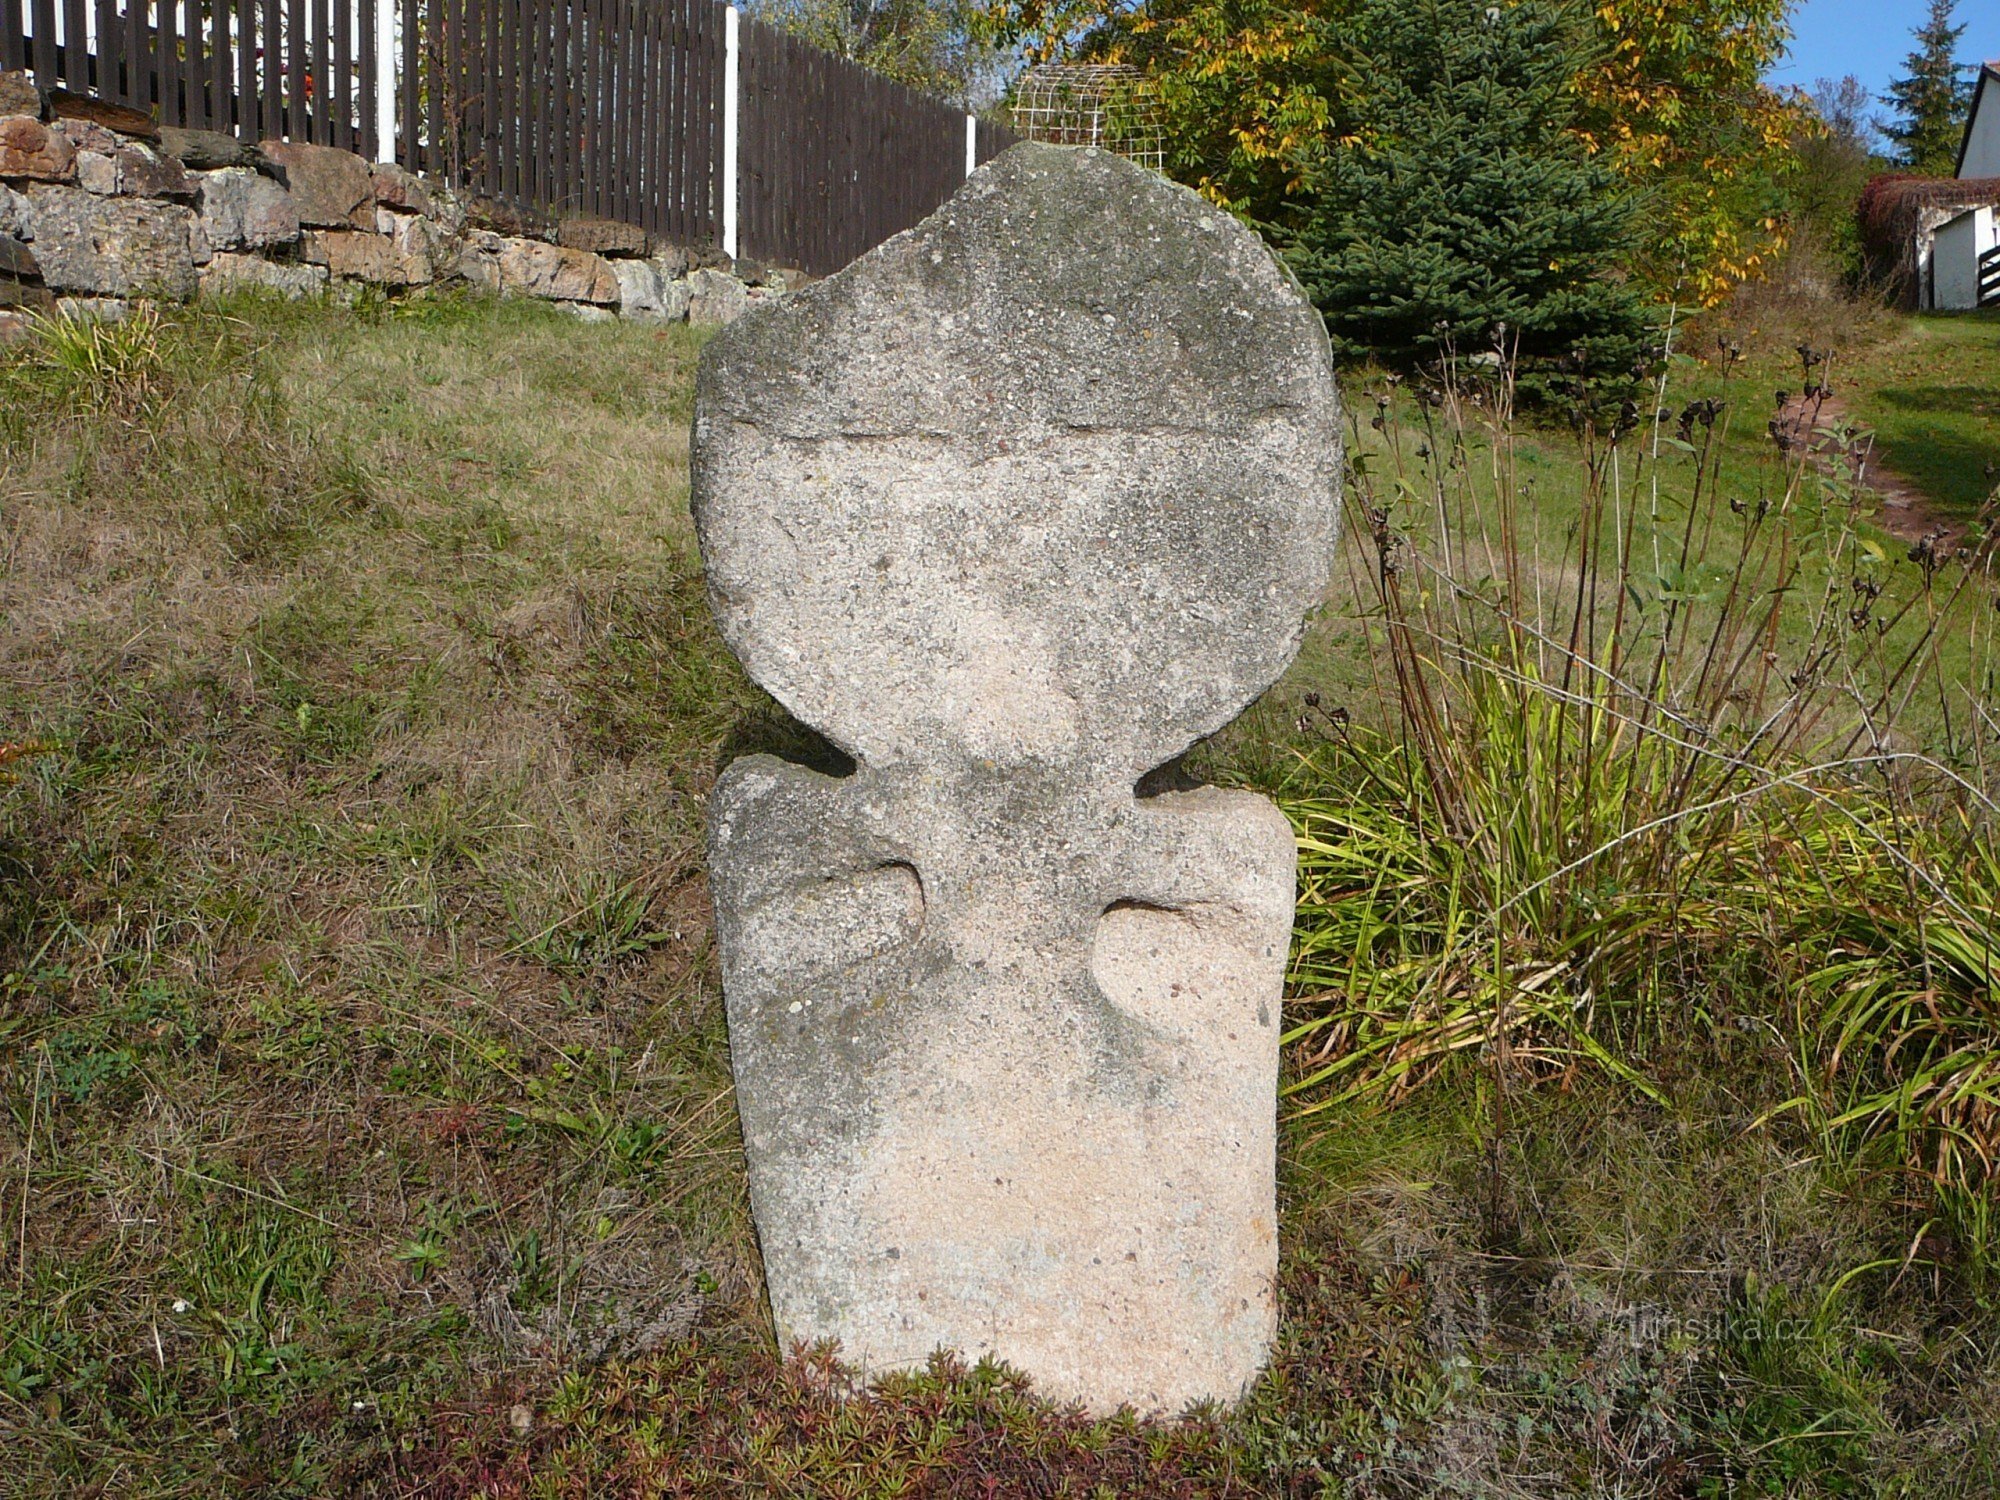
[0,293,777,1491]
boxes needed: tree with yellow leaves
[1572,0,1806,304]
[983,0,1809,305]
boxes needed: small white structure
[1932,204,1999,310]
[1932,61,2000,310]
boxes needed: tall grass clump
[1275,328,2000,1260]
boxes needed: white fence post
[965,113,976,178]
[722,5,741,261]
[375,0,398,163]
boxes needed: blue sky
[1770,0,1998,122]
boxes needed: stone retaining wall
[0,69,790,335]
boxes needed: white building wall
[1932,206,1998,310]
[1964,71,2000,178]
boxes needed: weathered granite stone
[369,161,433,217]
[376,209,450,281]
[613,258,691,321]
[198,166,300,249]
[494,238,619,303]
[200,250,329,299]
[0,308,32,342]
[24,187,197,297]
[55,295,130,321]
[158,126,260,171]
[51,117,123,155]
[0,184,29,238]
[0,69,43,119]
[453,227,505,291]
[111,143,195,199]
[648,241,691,278]
[301,227,428,286]
[0,281,54,312]
[0,232,34,277]
[0,116,75,182]
[462,192,554,241]
[685,265,748,326]
[695,144,1342,1415]
[76,149,119,194]
[49,89,159,141]
[258,139,373,227]
[558,215,649,257]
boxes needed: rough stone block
[77,149,118,195]
[0,308,32,342]
[453,228,505,291]
[685,266,748,326]
[463,193,554,241]
[49,89,160,141]
[200,251,329,299]
[198,166,300,249]
[0,280,53,311]
[0,231,33,277]
[51,117,123,155]
[301,228,427,286]
[0,116,75,182]
[694,144,1343,1415]
[0,69,42,119]
[0,183,29,238]
[369,161,433,217]
[258,139,373,227]
[647,242,691,278]
[55,295,130,321]
[558,216,648,257]
[158,126,260,171]
[495,238,619,303]
[614,258,691,321]
[381,210,448,282]
[24,186,197,297]
[112,143,195,199]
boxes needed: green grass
[1,291,1997,1496]
[1839,311,2000,522]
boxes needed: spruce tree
[1882,0,1971,176]
[1285,0,1646,383]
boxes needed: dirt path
[1774,389,1962,549]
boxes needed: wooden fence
[0,0,383,153]
[0,0,1016,274]
[401,0,728,249]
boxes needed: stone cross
[693,143,1342,1414]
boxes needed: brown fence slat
[258,0,278,137]
[27,0,51,86]
[0,0,22,75]
[331,0,350,149]
[124,0,146,110]
[234,0,256,138]
[443,0,460,179]
[282,0,302,136]
[90,0,114,97]
[357,0,376,155]
[214,0,235,133]
[158,0,182,123]
[59,0,80,88]
[190,0,211,127]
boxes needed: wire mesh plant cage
[1010,63,1166,174]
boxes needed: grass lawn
[1837,310,2000,523]
[1,293,1997,1497]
